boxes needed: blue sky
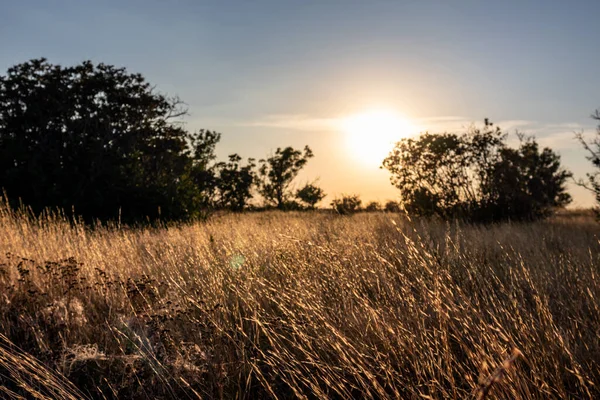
[2,0,599,206]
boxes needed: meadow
[0,204,599,399]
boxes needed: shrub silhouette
[384,200,401,213]
[214,154,256,211]
[0,59,219,223]
[365,201,382,212]
[382,120,572,222]
[331,194,362,215]
[258,146,313,209]
[296,182,326,209]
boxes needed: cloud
[496,120,537,129]
[244,114,473,134]
[233,113,595,152]
[240,114,339,131]
[416,116,468,123]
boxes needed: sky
[1,0,599,207]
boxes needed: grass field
[0,204,599,399]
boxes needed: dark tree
[186,129,222,211]
[480,134,572,220]
[365,201,382,212]
[214,154,256,211]
[382,120,571,222]
[0,59,219,222]
[383,132,476,218]
[296,182,326,209]
[575,110,600,215]
[258,146,313,209]
[331,195,362,215]
[384,200,401,213]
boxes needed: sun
[339,109,417,167]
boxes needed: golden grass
[0,204,599,399]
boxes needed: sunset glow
[340,109,417,167]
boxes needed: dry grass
[0,203,599,399]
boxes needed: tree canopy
[364,201,382,212]
[382,120,572,222]
[258,146,313,209]
[331,194,362,215]
[296,182,326,209]
[214,154,256,211]
[0,59,219,222]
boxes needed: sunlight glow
[339,109,417,167]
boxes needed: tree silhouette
[365,201,382,212]
[0,59,219,222]
[214,154,256,211]
[258,146,313,209]
[384,200,401,213]
[296,182,326,209]
[479,134,572,220]
[188,129,222,210]
[575,109,600,216]
[382,120,571,222]
[331,195,362,215]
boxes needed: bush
[382,120,572,222]
[281,200,305,211]
[296,183,326,209]
[384,200,402,213]
[331,195,362,215]
[365,201,382,212]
